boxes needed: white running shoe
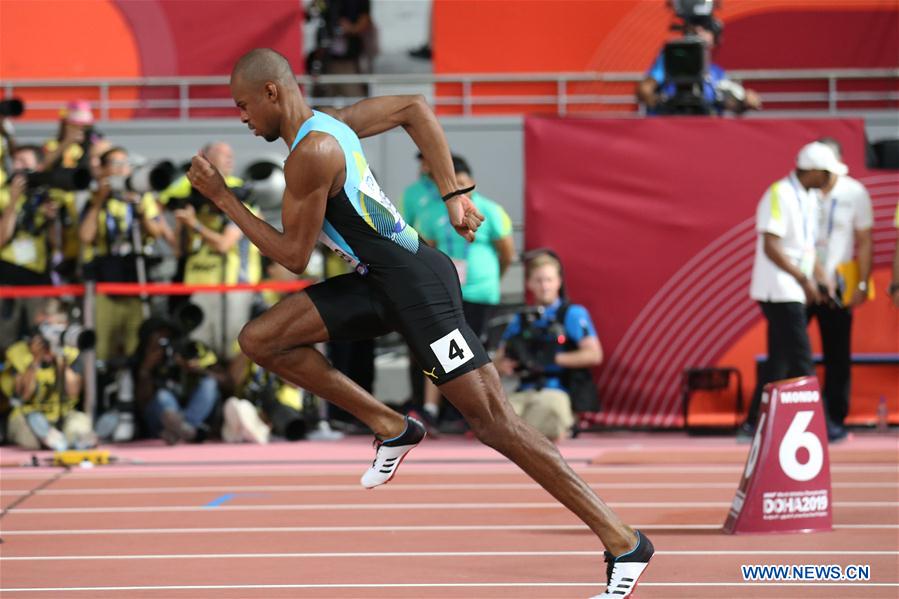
[360,416,426,489]
[590,530,654,598]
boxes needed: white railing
[2,68,897,119]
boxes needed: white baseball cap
[796,141,848,176]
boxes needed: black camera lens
[0,98,24,118]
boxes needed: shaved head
[231,48,308,144]
[232,48,295,86]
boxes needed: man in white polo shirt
[808,137,873,442]
[741,141,846,437]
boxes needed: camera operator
[636,1,761,116]
[79,147,165,363]
[132,316,222,445]
[160,142,261,359]
[1,298,96,450]
[1,146,57,349]
[306,0,374,98]
[41,100,100,280]
[494,252,602,442]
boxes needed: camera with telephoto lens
[157,335,200,364]
[154,302,205,381]
[244,372,309,441]
[19,167,93,192]
[241,159,286,213]
[36,322,96,359]
[503,307,568,378]
[108,160,176,196]
[0,98,24,118]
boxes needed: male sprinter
[186,48,652,598]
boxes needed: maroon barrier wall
[524,117,899,428]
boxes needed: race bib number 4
[430,328,473,374]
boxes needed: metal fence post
[828,76,837,114]
[179,82,190,120]
[99,83,109,122]
[558,78,567,116]
[82,281,97,421]
[462,79,472,116]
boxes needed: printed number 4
[778,410,824,482]
[448,339,465,361]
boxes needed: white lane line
[2,463,894,480]
[2,481,894,496]
[1,582,896,593]
[1,523,894,536]
[7,500,897,514]
[2,549,896,561]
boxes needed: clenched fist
[186,154,228,208]
[445,194,485,242]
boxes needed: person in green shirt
[397,153,439,231]
[415,155,515,429]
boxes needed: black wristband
[441,185,476,202]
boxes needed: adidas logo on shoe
[360,416,426,489]
[590,530,654,598]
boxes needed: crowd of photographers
[0,99,317,450]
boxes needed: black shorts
[306,243,490,385]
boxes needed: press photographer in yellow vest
[1,299,95,450]
[0,146,63,349]
[160,142,261,357]
[79,147,164,363]
[41,100,101,279]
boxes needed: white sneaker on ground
[589,530,655,598]
[307,421,345,441]
[360,416,426,489]
[223,397,270,444]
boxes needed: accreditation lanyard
[825,196,837,240]
[788,177,812,249]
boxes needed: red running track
[0,432,897,598]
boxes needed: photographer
[1,298,95,450]
[0,146,59,349]
[41,100,99,280]
[495,252,602,442]
[160,142,261,358]
[79,147,165,363]
[132,316,222,445]
[636,1,761,116]
[306,0,374,98]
